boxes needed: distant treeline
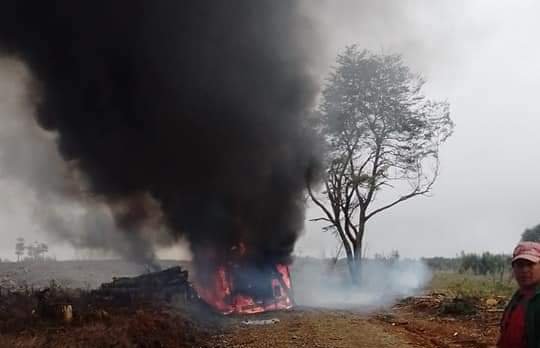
[422,252,511,276]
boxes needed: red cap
[513,241,540,264]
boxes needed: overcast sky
[297,0,540,259]
[1,1,539,260]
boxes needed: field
[0,259,514,347]
[429,271,515,298]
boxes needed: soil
[210,308,414,348]
[208,304,500,348]
[0,302,501,348]
[377,305,500,348]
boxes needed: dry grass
[429,271,515,299]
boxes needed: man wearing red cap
[498,241,540,348]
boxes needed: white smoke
[292,257,431,310]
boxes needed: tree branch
[307,177,354,259]
[365,156,439,220]
[365,189,425,221]
[309,217,333,223]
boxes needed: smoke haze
[0,58,171,266]
[293,258,431,310]
[0,1,321,266]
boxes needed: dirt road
[209,306,498,348]
[211,309,412,348]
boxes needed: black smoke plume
[0,1,320,267]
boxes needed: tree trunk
[350,220,366,285]
[346,254,357,285]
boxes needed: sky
[1,1,540,260]
[297,0,540,259]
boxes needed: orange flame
[195,263,294,315]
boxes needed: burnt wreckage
[94,263,294,315]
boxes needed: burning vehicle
[195,261,294,315]
[192,243,294,315]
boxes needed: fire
[195,262,294,315]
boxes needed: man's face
[513,259,540,289]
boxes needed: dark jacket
[502,286,540,348]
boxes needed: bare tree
[15,237,25,262]
[308,47,454,281]
[25,241,49,261]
